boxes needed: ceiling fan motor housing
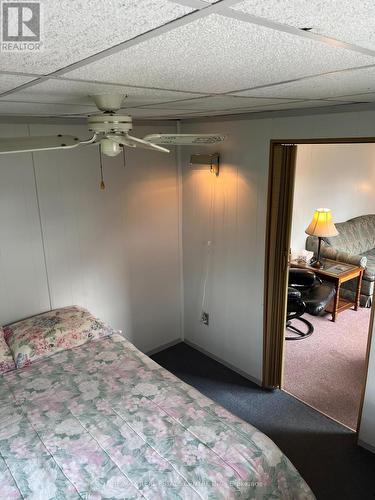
[88,114,133,135]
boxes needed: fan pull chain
[99,145,105,190]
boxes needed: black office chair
[286,268,336,340]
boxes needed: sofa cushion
[323,215,375,255]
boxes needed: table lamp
[305,208,338,268]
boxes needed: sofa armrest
[305,236,367,268]
[306,236,338,260]
[334,250,367,269]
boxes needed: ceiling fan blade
[107,134,170,153]
[0,135,85,154]
[143,134,226,146]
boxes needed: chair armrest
[288,287,302,300]
[289,268,316,287]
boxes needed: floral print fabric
[0,334,315,499]
[3,305,116,369]
[0,328,15,374]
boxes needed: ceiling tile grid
[61,14,374,94]
[244,99,354,112]
[0,101,98,116]
[0,0,193,75]
[0,75,39,94]
[176,99,354,117]
[121,107,203,118]
[138,95,304,110]
[0,0,375,118]
[327,92,375,103]
[150,99,351,119]
[230,66,375,100]
[231,0,375,51]
[0,78,207,107]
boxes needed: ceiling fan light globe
[90,94,125,112]
[101,139,121,157]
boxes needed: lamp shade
[305,208,339,237]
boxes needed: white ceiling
[0,0,375,119]
[0,1,193,74]
[232,1,375,51]
[64,13,371,93]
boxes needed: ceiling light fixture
[100,138,122,157]
[0,95,226,158]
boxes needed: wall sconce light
[189,153,220,176]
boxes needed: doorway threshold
[282,388,356,432]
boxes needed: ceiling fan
[0,94,226,157]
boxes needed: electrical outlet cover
[201,311,209,326]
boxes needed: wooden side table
[290,258,363,322]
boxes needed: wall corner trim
[176,120,185,341]
[146,338,182,357]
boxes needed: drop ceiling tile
[230,66,375,100]
[246,100,351,111]
[325,92,375,103]
[232,0,375,51]
[134,99,352,119]
[143,95,295,110]
[0,0,193,74]
[64,13,373,94]
[0,74,37,94]
[2,78,204,107]
[180,99,349,116]
[0,101,97,116]
[121,107,197,118]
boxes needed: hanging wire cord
[99,144,105,190]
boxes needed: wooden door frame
[263,137,375,434]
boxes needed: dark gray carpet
[151,342,375,500]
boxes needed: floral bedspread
[0,334,315,499]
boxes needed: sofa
[306,214,375,307]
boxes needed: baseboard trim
[146,338,182,356]
[358,439,375,454]
[184,339,262,386]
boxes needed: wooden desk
[290,258,363,322]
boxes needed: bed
[0,306,315,499]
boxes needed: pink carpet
[283,306,371,430]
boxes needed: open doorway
[263,140,375,433]
[284,143,374,430]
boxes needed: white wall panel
[0,124,50,324]
[180,108,375,451]
[120,132,182,352]
[30,122,181,353]
[291,144,375,251]
[181,124,264,383]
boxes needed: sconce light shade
[189,153,220,176]
[305,208,339,237]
